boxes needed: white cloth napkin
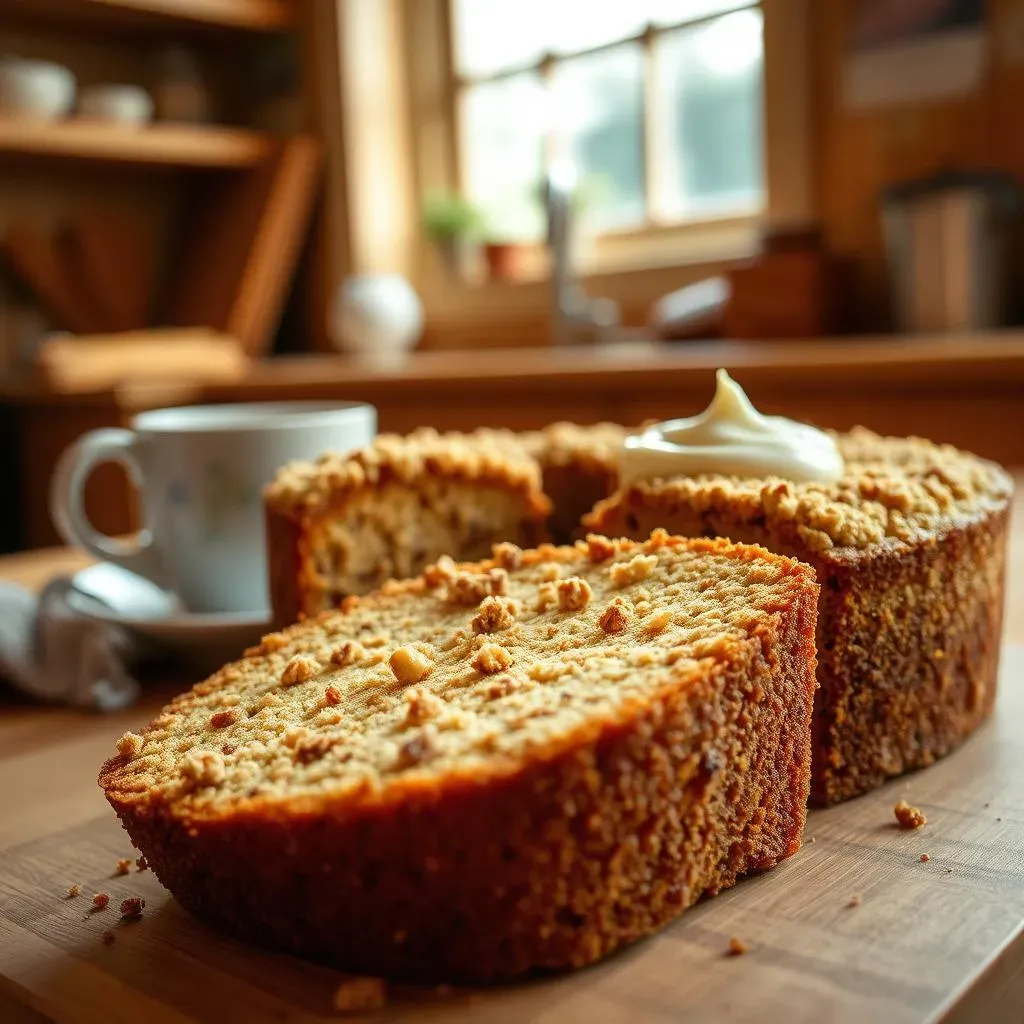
[0,576,144,711]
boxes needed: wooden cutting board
[1,650,1022,1024]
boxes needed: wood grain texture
[162,135,321,356]
[0,121,270,170]
[0,0,292,32]
[0,649,1021,1023]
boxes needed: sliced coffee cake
[100,531,819,983]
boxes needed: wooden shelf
[0,119,272,169]
[0,0,293,33]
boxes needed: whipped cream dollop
[619,369,846,486]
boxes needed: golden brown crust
[99,534,818,982]
[586,433,1013,805]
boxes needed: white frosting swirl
[619,369,845,486]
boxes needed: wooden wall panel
[812,0,1024,331]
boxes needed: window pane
[452,0,550,77]
[649,0,759,27]
[551,44,645,230]
[452,0,761,76]
[460,74,546,240]
[655,8,764,218]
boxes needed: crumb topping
[99,534,816,817]
[598,598,631,634]
[116,732,143,758]
[610,554,658,588]
[473,643,513,675]
[594,428,1013,552]
[471,595,518,634]
[556,577,593,612]
[265,427,548,519]
[281,655,321,687]
[492,542,523,570]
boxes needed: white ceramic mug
[50,401,377,614]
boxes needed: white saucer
[68,563,271,670]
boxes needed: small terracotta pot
[484,242,525,282]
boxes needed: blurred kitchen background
[1,0,1023,552]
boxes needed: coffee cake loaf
[264,429,551,625]
[586,428,1013,805]
[99,532,819,983]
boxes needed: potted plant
[422,192,484,278]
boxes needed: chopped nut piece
[586,533,616,563]
[535,581,558,611]
[727,937,748,956]
[294,734,335,765]
[556,576,593,612]
[471,596,518,634]
[209,710,237,729]
[473,643,513,675]
[92,892,110,911]
[101,930,116,945]
[390,645,435,684]
[645,610,673,635]
[258,631,290,653]
[136,856,149,872]
[180,751,226,789]
[396,726,440,769]
[66,884,81,899]
[332,976,387,1014]
[116,732,143,758]
[492,542,523,570]
[447,568,508,605]
[281,654,321,686]
[920,852,931,862]
[119,896,145,919]
[114,858,132,876]
[610,553,658,588]
[894,800,927,829]
[599,599,631,634]
[323,685,343,707]
[330,641,365,667]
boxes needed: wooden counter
[0,483,1022,1022]
[5,332,1024,548]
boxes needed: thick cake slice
[100,532,819,984]
[264,428,551,624]
[586,427,1012,805]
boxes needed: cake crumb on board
[114,858,132,876]
[920,853,931,862]
[332,976,387,1014]
[727,937,749,957]
[119,897,145,920]
[846,894,862,908]
[101,930,116,946]
[65,884,81,899]
[894,800,927,829]
[136,855,149,872]
[91,892,109,912]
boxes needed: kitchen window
[450,0,766,246]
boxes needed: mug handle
[49,428,165,587]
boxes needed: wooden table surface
[0,477,1022,1023]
